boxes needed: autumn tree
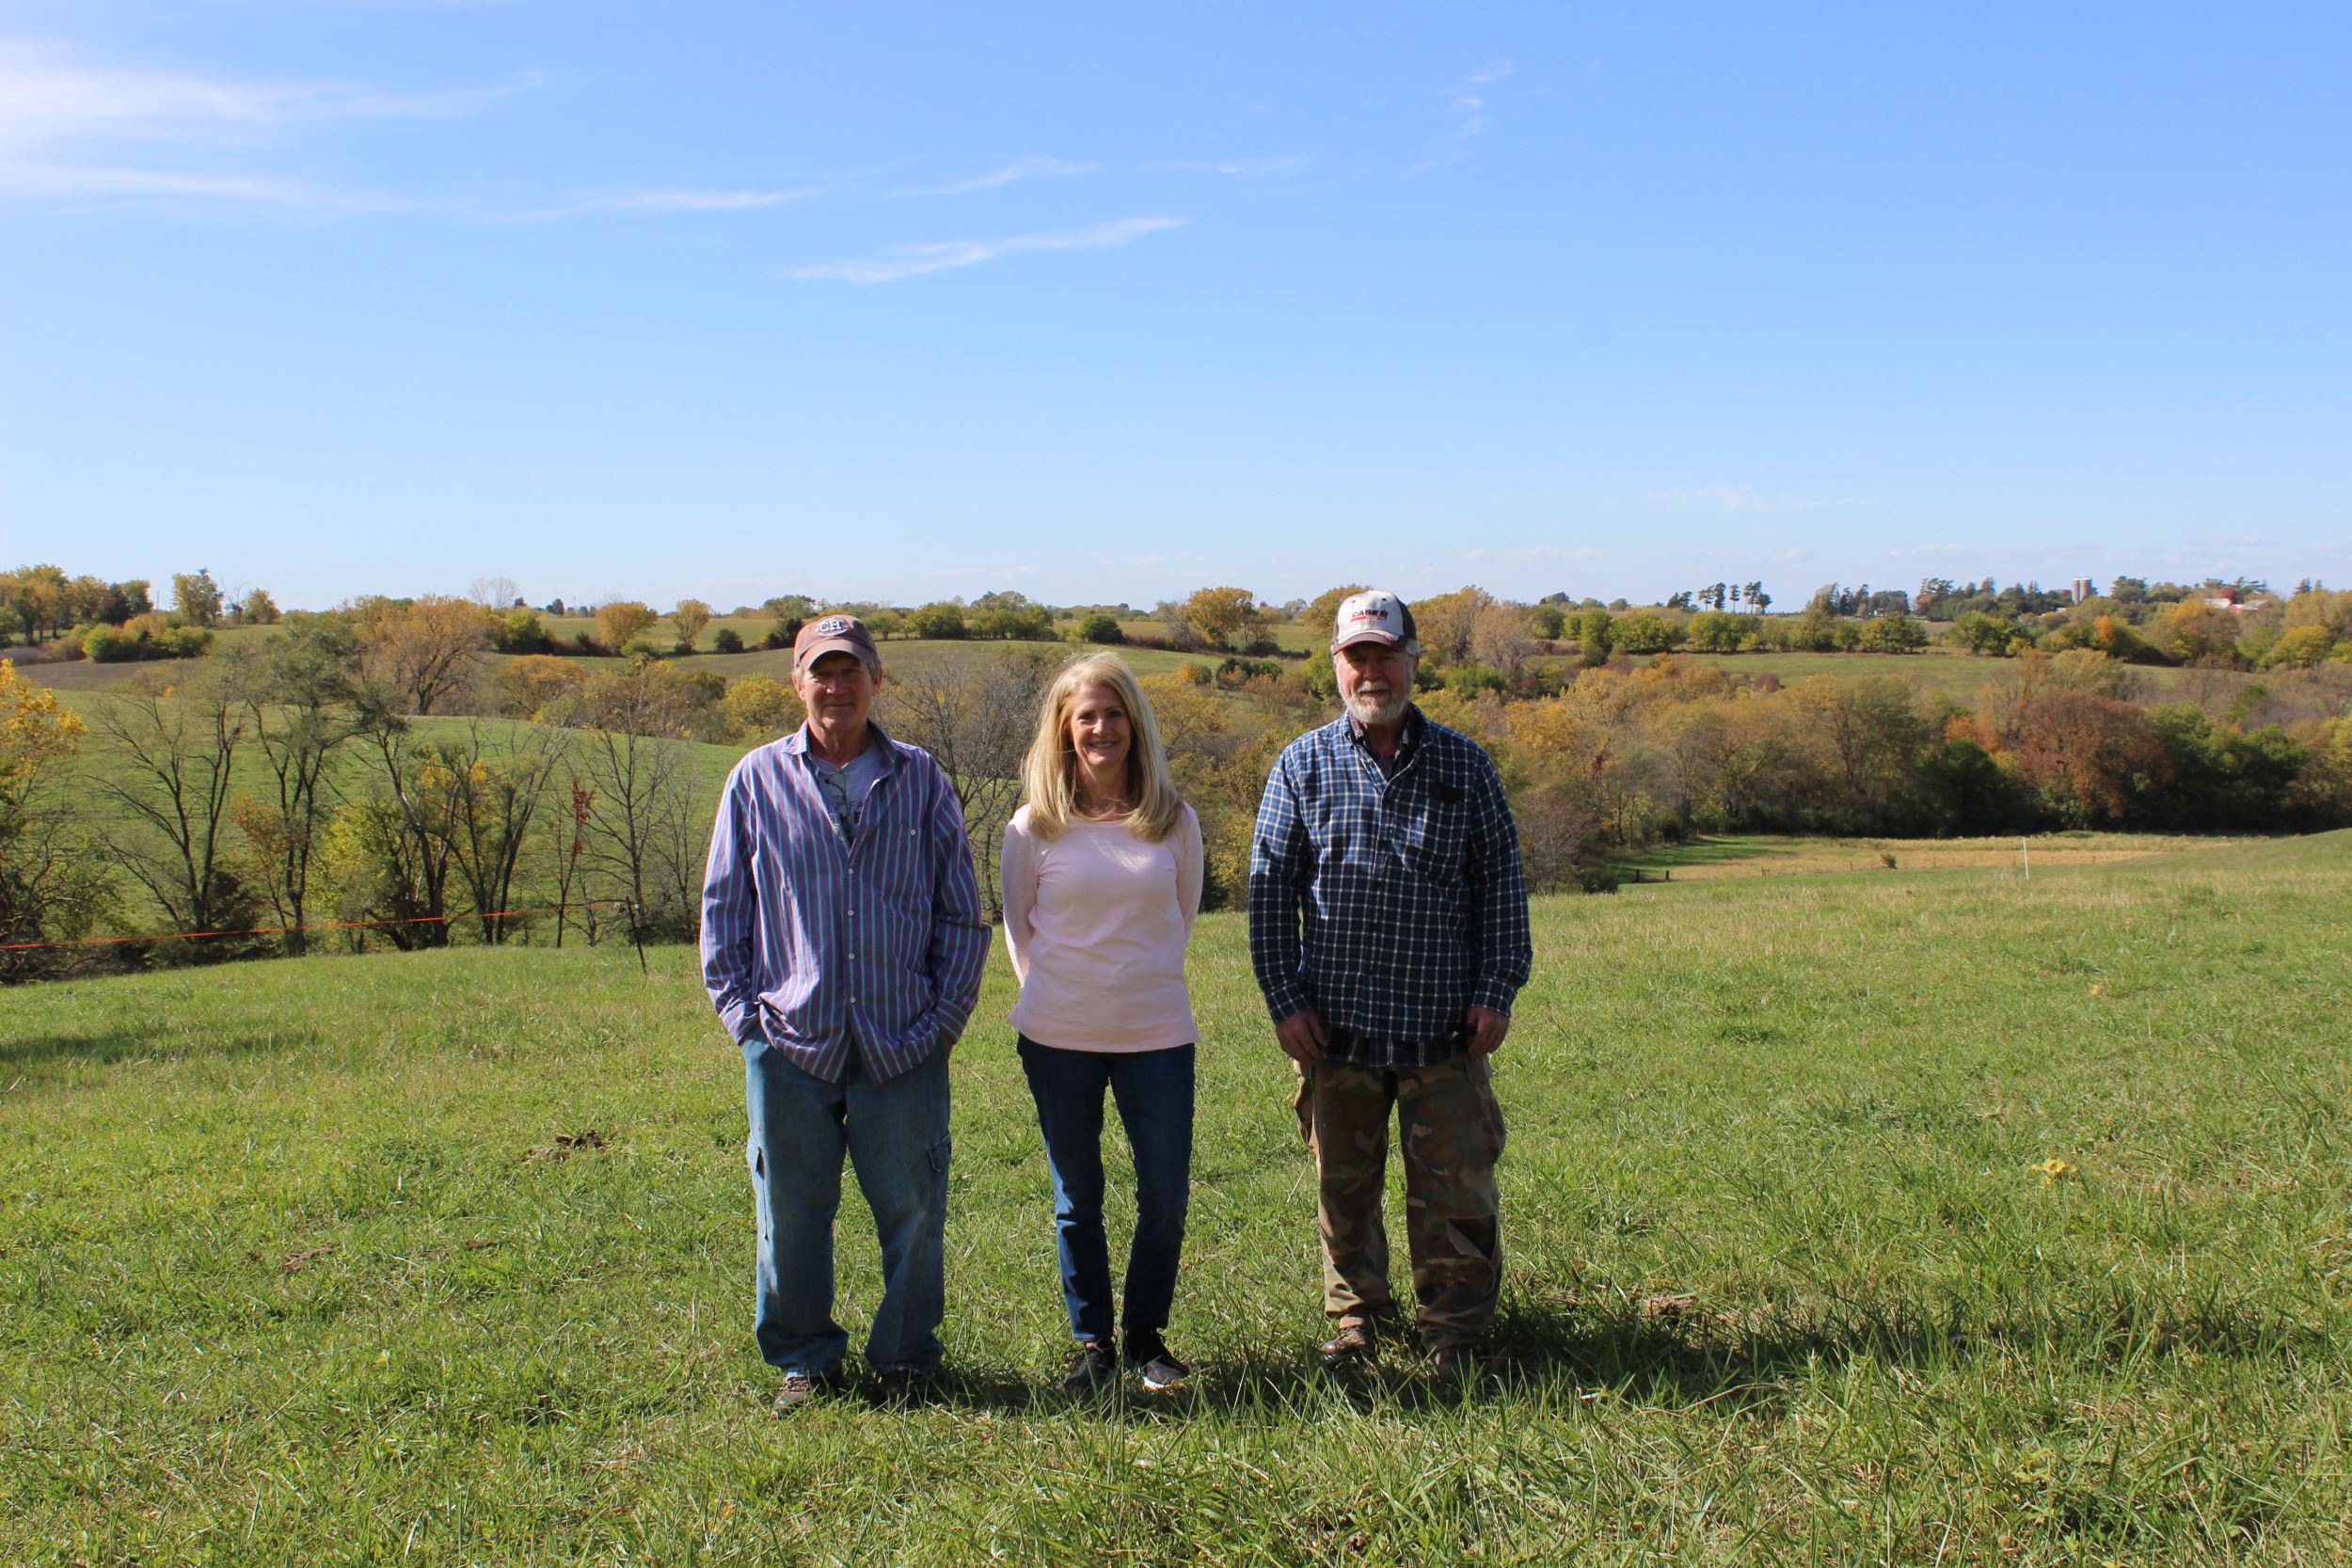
[719,673,804,741]
[355,595,489,715]
[418,721,570,942]
[1415,587,1496,666]
[1,659,113,975]
[884,649,1054,916]
[671,598,714,652]
[1180,586,1266,652]
[1301,584,1370,641]
[596,600,660,652]
[172,568,225,626]
[570,663,710,938]
[1787,675,1931,825]
[2006,689,2170,825]
[1470,601,1537,682]
[219,615,365,953]
[2152,599,2245,666]
[1576,607,1614,668]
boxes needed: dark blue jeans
[1017,1037,1196,1344]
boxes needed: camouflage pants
[1293,1053,1506,1350]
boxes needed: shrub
[2265,624,2335,669]
[721,673,803,740]
[910,602,966,640]
[84,613,211,662]
[1610,611,1683,656]
[1857,612,1928,653]
[1078,613,1125,644]
[486,654,584,719]
[711,626,744,655]
[1214,657,1283,689]
[1575,608,1613,667]
[1950,610,2032,657]
[489,608,549,654]
[1445,661,1507,696]
[1686,611,1756,653]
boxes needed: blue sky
[2,2,2345,613]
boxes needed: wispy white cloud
[1645,483,1870,514]
[1406,58,1514,174]
[511,185,820,221]
[0,39,534,205]
[899,153,1097,198]
[1146,152,1311,179]
[787,214,1186,285]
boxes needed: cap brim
[1332,631,1406,651]
[797,638,873,668]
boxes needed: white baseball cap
[1331,590,1420,653]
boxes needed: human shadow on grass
[911,1285,2331,1421]
[0,1022,325,1074]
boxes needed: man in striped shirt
[701,614,989,1411]
[1248,590,1534,1379]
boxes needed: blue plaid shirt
[1248,708,1533,1066]
[701,722,990,1084]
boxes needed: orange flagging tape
[0,901,633,952]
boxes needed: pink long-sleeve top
[1000,802,1203,1053]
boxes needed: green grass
[1612,832,2233,880]
[7,835,2351,1561]
[14,633,1224,701]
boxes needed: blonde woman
[1001,653,1203,1396]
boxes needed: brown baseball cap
[793,613,880,673]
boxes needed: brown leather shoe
[1316,1322,1381,1369]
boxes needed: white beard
[1343,689,1410,727]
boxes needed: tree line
[9,572,2351,983]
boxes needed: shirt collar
[1344,704,1425,757]
[783,720,898,772]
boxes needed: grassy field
[6,834,2349,1562]
[1611,832,2238,882]
[13,632,1228,700]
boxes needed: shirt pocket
[1392,785,1470,887]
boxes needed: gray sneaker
[1125,1330,1190,1393]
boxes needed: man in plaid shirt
[1248,589,1533,1376]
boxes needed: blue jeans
[1017,1037,1195,1344]
[745,1043,950,1376]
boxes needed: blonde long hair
[1019,653,1184,843]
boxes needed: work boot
[1316,1322,1381,1369]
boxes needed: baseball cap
[1331,590,1420,653]
[793,613,880,673]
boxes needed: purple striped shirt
[701,722,990,1084]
